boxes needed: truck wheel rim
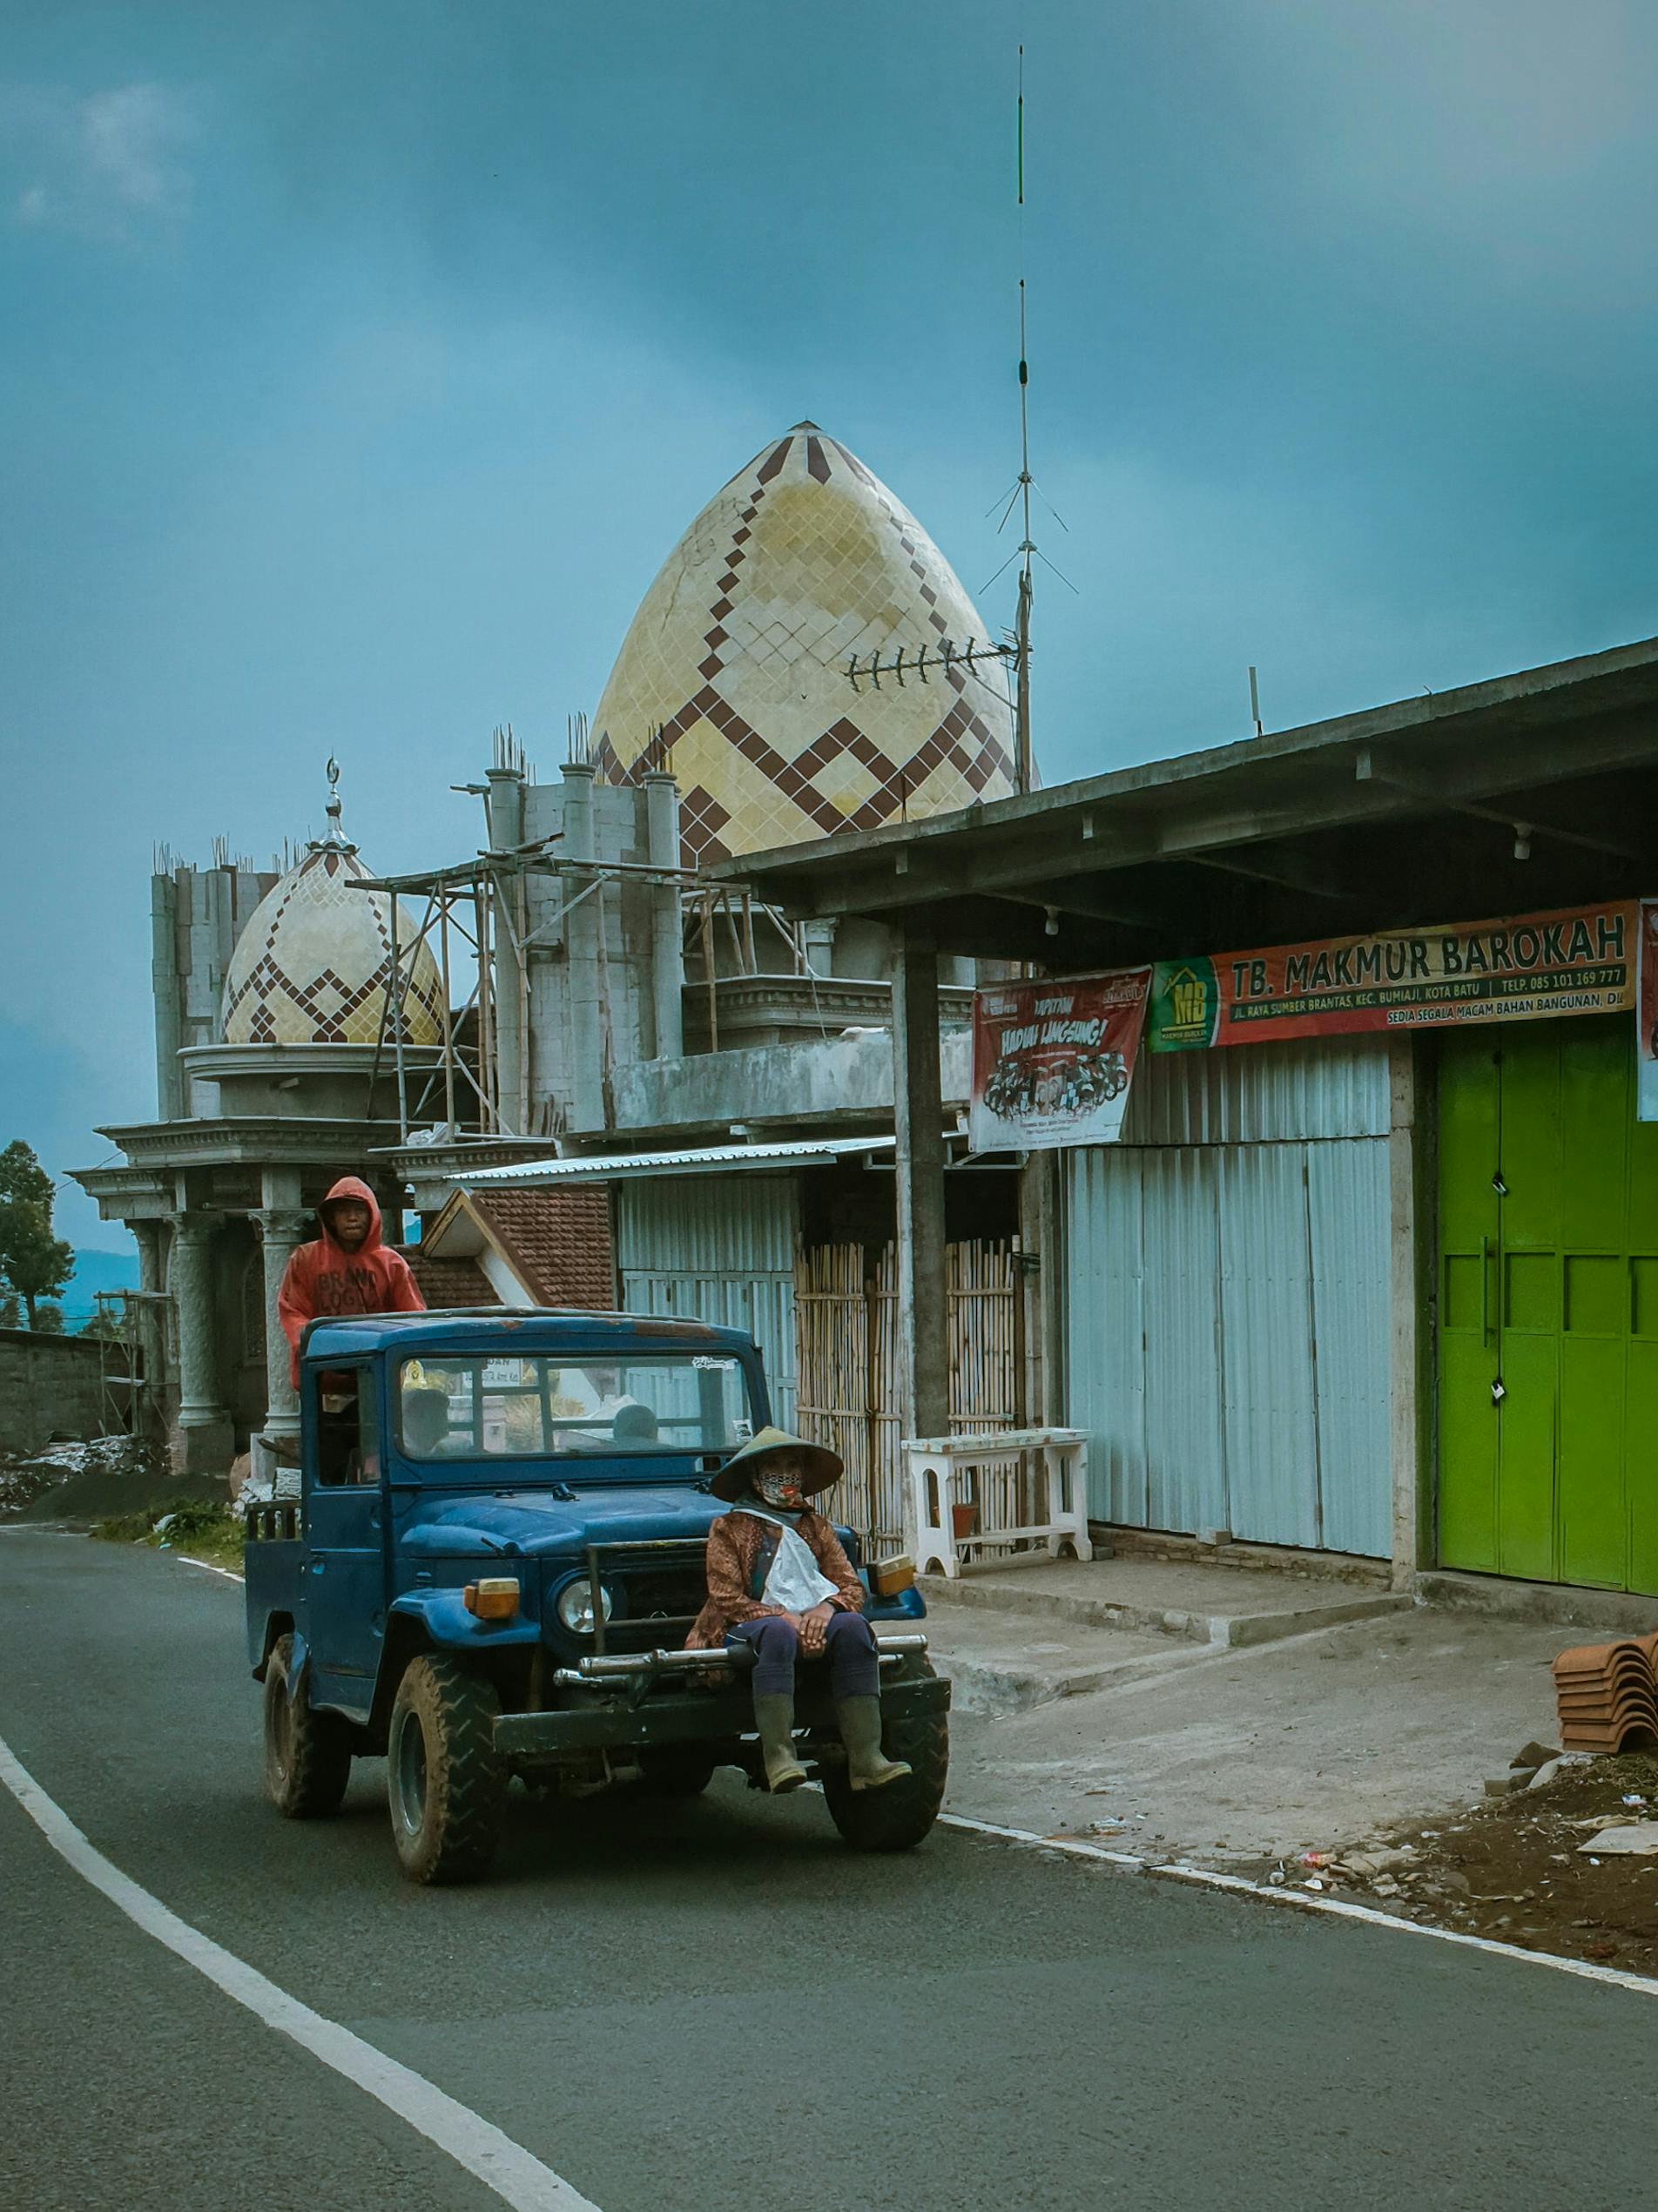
[393,1715,428,1836]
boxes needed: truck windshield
[396,1352,754,1462]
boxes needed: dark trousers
[727,1610,880,1700]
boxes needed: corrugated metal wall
[1064,1040,1392,1556]
[1118,1035,1392,1145]
[615,1175,799,1426]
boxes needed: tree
[32,1303,64,1334]
[0,1140,75,1328]
[0,1289,19,1329]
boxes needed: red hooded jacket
[277,1176,425,1386]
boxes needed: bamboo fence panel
[794,1238,1021,1551]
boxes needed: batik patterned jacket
[685,1507,865,1654]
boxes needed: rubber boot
[752,1694,807,1793]
[837,1697,912,1792]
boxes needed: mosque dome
[591,421,1016,865]
[221,806,444,1050]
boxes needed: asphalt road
[2,1529,1653,2212]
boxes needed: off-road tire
[387,1654,506,1885]
[635,1746,718,1798]
[820,1659,948,1852]
[263,1634,353,1818]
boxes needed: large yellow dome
[221,840,444,1049]
[591,422,1016,865]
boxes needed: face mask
[757,1466,805,1510]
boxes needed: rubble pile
[0,1435,153,1515]
[1294,1745,1658,1976]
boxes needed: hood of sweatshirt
[317,1175,383,1254]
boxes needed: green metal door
[1438,1016,1658,1593]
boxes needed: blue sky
[4,0,1656,1249]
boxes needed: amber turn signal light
[463,1577,521,1620]
[871,1554,915,1597]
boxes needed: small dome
[221,840,444,1049]
[591,422,1016,864]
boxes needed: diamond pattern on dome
[221,845,445,1049]
[591,426,1015,864]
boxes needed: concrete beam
[1182,841,1359,900]
[1353,756,1646,861]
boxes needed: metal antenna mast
[1013,43,1034,796]
[986,45,1073,791]
[848,44,1070,770]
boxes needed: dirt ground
[1281,1750,1658,1974]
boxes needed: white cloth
[737,1506,839,1612]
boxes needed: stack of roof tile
[1552,1633,1658,1752]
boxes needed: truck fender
[251,1609,295,1682]
[370,1590,543,1742]
[286,1629,311,1709]
[386,1588,543,1653]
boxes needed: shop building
[717,635,1658,1598]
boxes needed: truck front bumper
[494,1642,949,1762]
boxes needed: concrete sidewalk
[918,1552,1592,1870]
[923,1553,1408,1658]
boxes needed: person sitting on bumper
[685,1426,910,1797]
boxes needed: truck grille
[584,1539,709,1655]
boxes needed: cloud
[3,80,200,242]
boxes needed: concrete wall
[515,778,665,1136]
[0,1331,115,1455]
[612,1026,972,1137]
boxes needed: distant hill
[59,1244,140,1327]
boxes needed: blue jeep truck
[245,1309,950,1883]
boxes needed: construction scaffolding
[348,843,716,1143]
[92,1287,170,1444]
[347,747,828,1142]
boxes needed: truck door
[300,1363,388,1716]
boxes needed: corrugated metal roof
[457,1135,895,1187]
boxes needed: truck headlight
[556,1579,616,1635]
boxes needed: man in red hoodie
[277,1176,425,1388]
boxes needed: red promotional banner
[1147,900,1636,1051]
[969,969,1151,1153]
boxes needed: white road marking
[172,1554,245,1582]
[938,1810,1658,2000]
[0,1735,603,2211]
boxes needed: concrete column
[1388,1035,1432,1590]
[151,872,183,1120]
[485,765,528,1134]
[893,927,950,1441]
[560,760,606,1133]
[169,1213,234,1475]
[255,1167,307,1457]
[644,772,684,1061]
